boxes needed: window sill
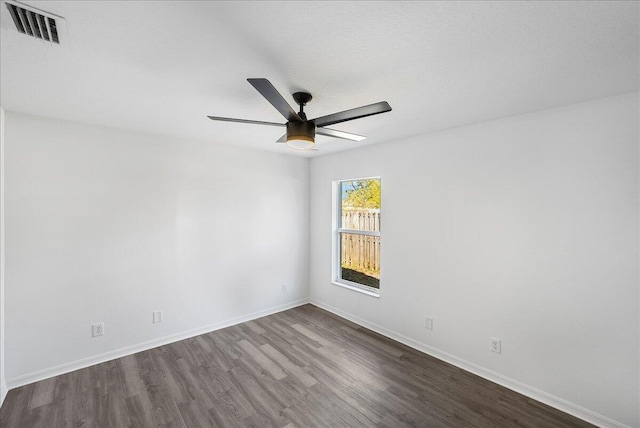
[332,280,380,298]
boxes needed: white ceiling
[1,1,638,157]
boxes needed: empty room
[0,1,638,427]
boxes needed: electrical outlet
[92,323,104,337]
[153,310,163,323]
[491,337,501,354]
[282,283,287,293]
[425,317,433,330]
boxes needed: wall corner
[0,106,7,408]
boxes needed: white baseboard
[6,298,310,390]
[0,379,7,409]
[309,298,630,428]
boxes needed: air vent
[1,0,67,47]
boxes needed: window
[333,177,381,295]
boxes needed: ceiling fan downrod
[292,92,313,120]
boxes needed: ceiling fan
[208,78,392,151]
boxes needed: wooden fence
[341,209,380,277]
[342,209,380,231]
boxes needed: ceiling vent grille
[1,0,67,47]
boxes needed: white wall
[309,93,639,427]
[0,107,7,407]
[4,112,309,384]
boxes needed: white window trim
[331,178,381,298]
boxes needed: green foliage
[343,179,380,209]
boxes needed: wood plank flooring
[0,304,594,427]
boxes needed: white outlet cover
[491,337,501,354]
[153,311,163,323]
[425,317,433,330]
[92,323,104,337]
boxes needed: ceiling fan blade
[275,134,287,143]
[207,116,284,128]
[316,127,366,141]
[313,101,391,127]
[247,78,302,122]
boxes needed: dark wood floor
[0,304,593,428]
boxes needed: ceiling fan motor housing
[286,120,315,143]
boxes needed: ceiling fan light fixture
[286,137,315,150]
[286,120,315,150]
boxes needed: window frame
[331,177,381,297]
